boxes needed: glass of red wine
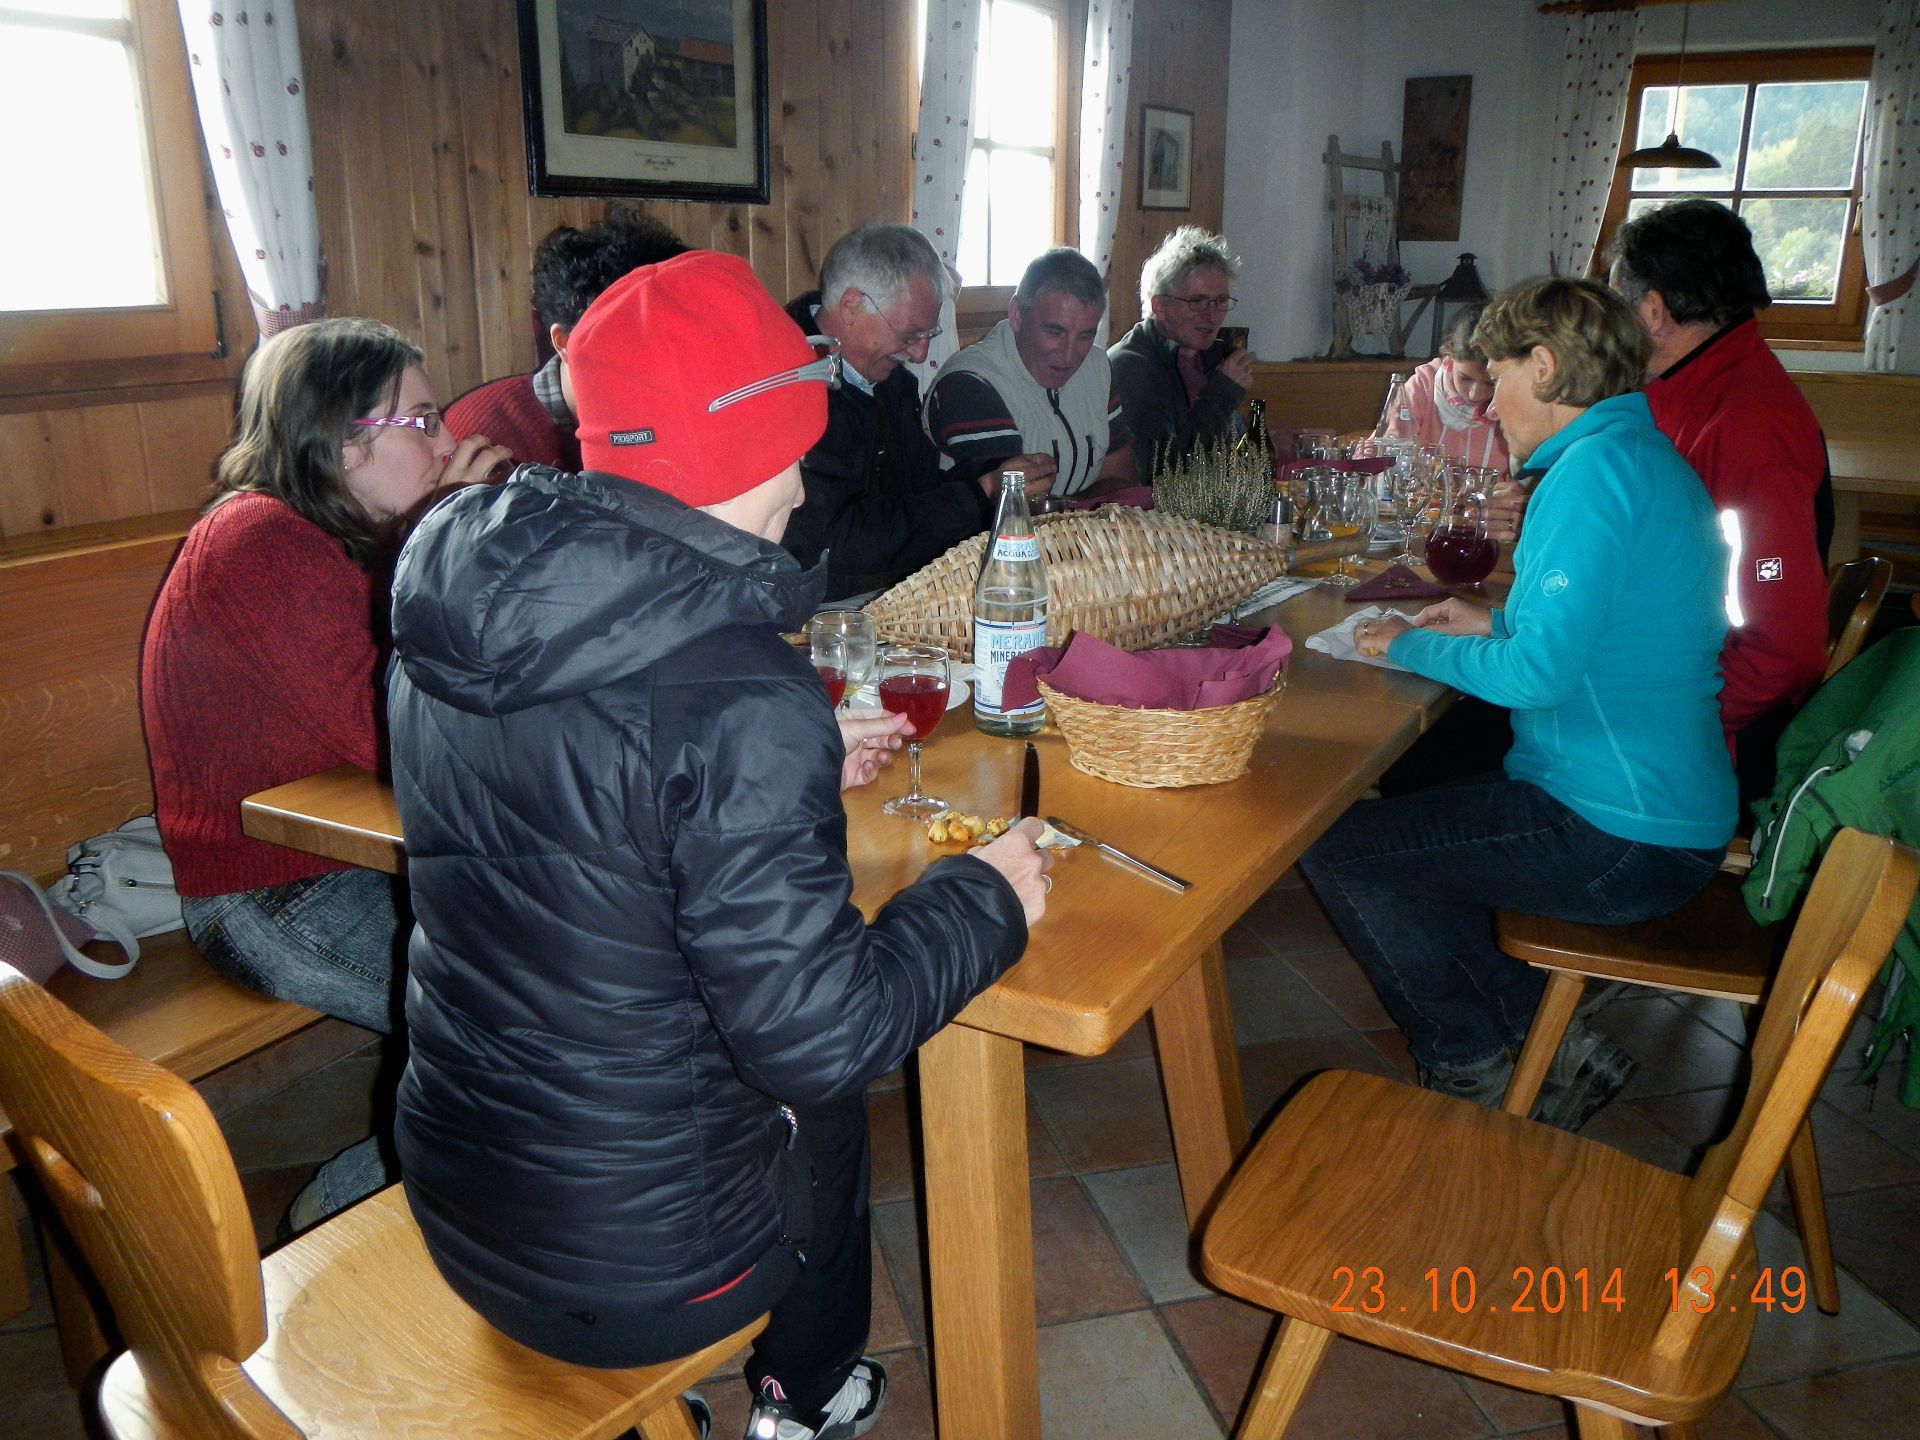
[806,609,877,709]
[810,631,849,707]
[1425,464,1501,588]
[877,643,951,819]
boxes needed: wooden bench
[0,515,327,1345]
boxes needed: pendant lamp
[1619,0,1721,171]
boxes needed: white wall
[1224,0,1882,364]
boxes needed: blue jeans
[184,869,408,1219]
[1299,775,1723,1073]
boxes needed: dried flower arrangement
[1152,439,1272,535]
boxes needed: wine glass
[1382,456,1434,568]
[877,644,951,819]
[807,609,877,708]
[1287,464,1332,543]
[1321,473,1374,588]
[1425,465,1502,588]
[810,631,850,707]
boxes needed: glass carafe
[1424,465,1501,587]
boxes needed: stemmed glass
[1383,456,1435,568]
[806,609,877,709]
[810,631,850,707]
[1321,473,1374,587]
[877,644,951,818]
[1287,464,1332,543]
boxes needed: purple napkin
[1062,485,1155,512]
[1345,564,1450,602]
[1004,626,1292,712]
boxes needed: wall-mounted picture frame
[1398,75,1472,242]
[516,0,770,203]
[1139,104,1193,212]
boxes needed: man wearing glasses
[1109,226,1256,479]
[782,223,1006,599]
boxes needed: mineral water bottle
[972,470,1049,737]
[1374,372,1413,442]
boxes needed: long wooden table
[241,584,1453,1439]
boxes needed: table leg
[1151,943,1250,1230]
[1832,493,1861,564]
[0,1188,28,1321]
[918,1022,1040,1440]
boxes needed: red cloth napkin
[1003,626,1291,712]
[1062,485,1155,511]
[1346,564,1450,601]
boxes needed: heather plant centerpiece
[1153,439,1272,535]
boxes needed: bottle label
[972,617,1047,715]
[991,533,1040,564]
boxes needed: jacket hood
[391,465,827,717]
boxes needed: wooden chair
[0,965,762,1439]
[1200,828,1918,1440]
[1825,556,1892,679]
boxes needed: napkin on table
[1305,606,1412,672]
[1345,564,1449,602]
[1004,626,1291,712]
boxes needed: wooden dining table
[240,579,1461,1438]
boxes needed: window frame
[0,0,222,379]
[1596,47,1872,347]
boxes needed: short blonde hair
[1470,278,1648,409]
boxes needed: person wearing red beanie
[386,250,1051,1440]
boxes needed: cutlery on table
[1044,815,1192,893]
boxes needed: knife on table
[1019,742,1041,821]
[1045,816,1192,893]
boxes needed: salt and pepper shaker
[1262,495,1293,546]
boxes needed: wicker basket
[1037,671,1288,788]
[864,507,1287,662]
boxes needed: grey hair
[819,223,951,310]
[1014,248,1106,311]
[1138,226,1241,311]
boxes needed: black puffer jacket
[386,466,1027,1315]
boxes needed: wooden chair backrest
[1656,829,1918,1360]
[1825,556,1892,678]
[0,965,300,1438]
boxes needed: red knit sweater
[142,493,383,896]
[445,371,578,471]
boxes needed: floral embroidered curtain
[1077,0,1134,346]
[1863,0,1919,372]
[1545,10,1640,279]
[175,1,323,334]
[912,0,982,376]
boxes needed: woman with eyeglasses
[141,317,508,1228]
[1109,225,1255,478]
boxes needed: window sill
[1767,338,1864,354]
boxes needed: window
[0,0,221,374]
[955,0,1069,289]
[1598,49,1872,344]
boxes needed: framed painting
[516,0,770,203]
[1398,75,1472,242]
[1139,105,1193,212]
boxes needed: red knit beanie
[571,251,827,506]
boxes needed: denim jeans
[1299,775,1724,1074]
[184,868,408,1219]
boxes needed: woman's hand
[441,434,514,491]
[1408,598,1494,637]
[1354,614,1414,658]
[838,708,911,791]
[970,817,1054,927]
[1484,479,1529,544]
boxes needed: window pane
[12,1,126,17]
[0,27,162,311]
[983,1,1055,148]
[957,146,990,289]
[1630,84,1744,192]
[1745,81,1867,190]
[988,148,1051,285]
[1739,197,1850,303]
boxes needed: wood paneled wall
[1,0,1224,544]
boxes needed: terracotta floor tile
[1743,1354,1920,1439]
[1222,921,1273,962]
[1820,1069,1920,1163]
[1030,1175,1149,1325]
[1735,1210,1920,1387]
[1575,1096,1696,1170]
[1225,951,1350,1043]
[1,1217,52,1339]
[1026,1055,1175,1172]
[1696,1394,1801,1438]
[1241,1334,1497,1440]
[1823,1181,1920,1329]
[871,1198,930,1346]
[1668,992,1756,1048]
[1456,1373,1566,1432]
[1240,1031,1401,1130]
[1159,1292,1276,1428]
[1361,1025,1420,1081]
[1082,1162,1211,1304]
[868,1085,918,1206]
[868,1232,913,1355]
[1593,996,1746,1100]
[1036,1310,1222,1438]
[1022,1018,1155,1069]
[0,1321,88,1440]
[1289,946,1396,1031]
[1236,882,1344,957]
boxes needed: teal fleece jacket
[1392,392,1736,850]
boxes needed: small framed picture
[1139,104,1193,212]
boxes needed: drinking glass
[807,609,877,708]
[1383,457,1434,568]
[1425,465,1501,588]
[877,644,951,818]
[1321,473,1374,587]
[1287,464,1332,542]
[810,631,850,707]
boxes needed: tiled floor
[7,867,1920,1438]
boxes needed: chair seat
[98,1186,761,1439]
[1496,873,1775,1001]
[1201,1069,1756,1425]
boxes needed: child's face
[1450,355,1494,410]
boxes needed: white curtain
[912,0,982,376]
[1077,0,1134,347]
[1863,0,1919,372]
[1545,11,1640,279]
[176,1,324,334]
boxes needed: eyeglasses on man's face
[352,411,443,437]
[709,332,842,413]
[859,290,943,350]
[1162,292,1237,314]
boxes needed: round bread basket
[1037,671,1288,788]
